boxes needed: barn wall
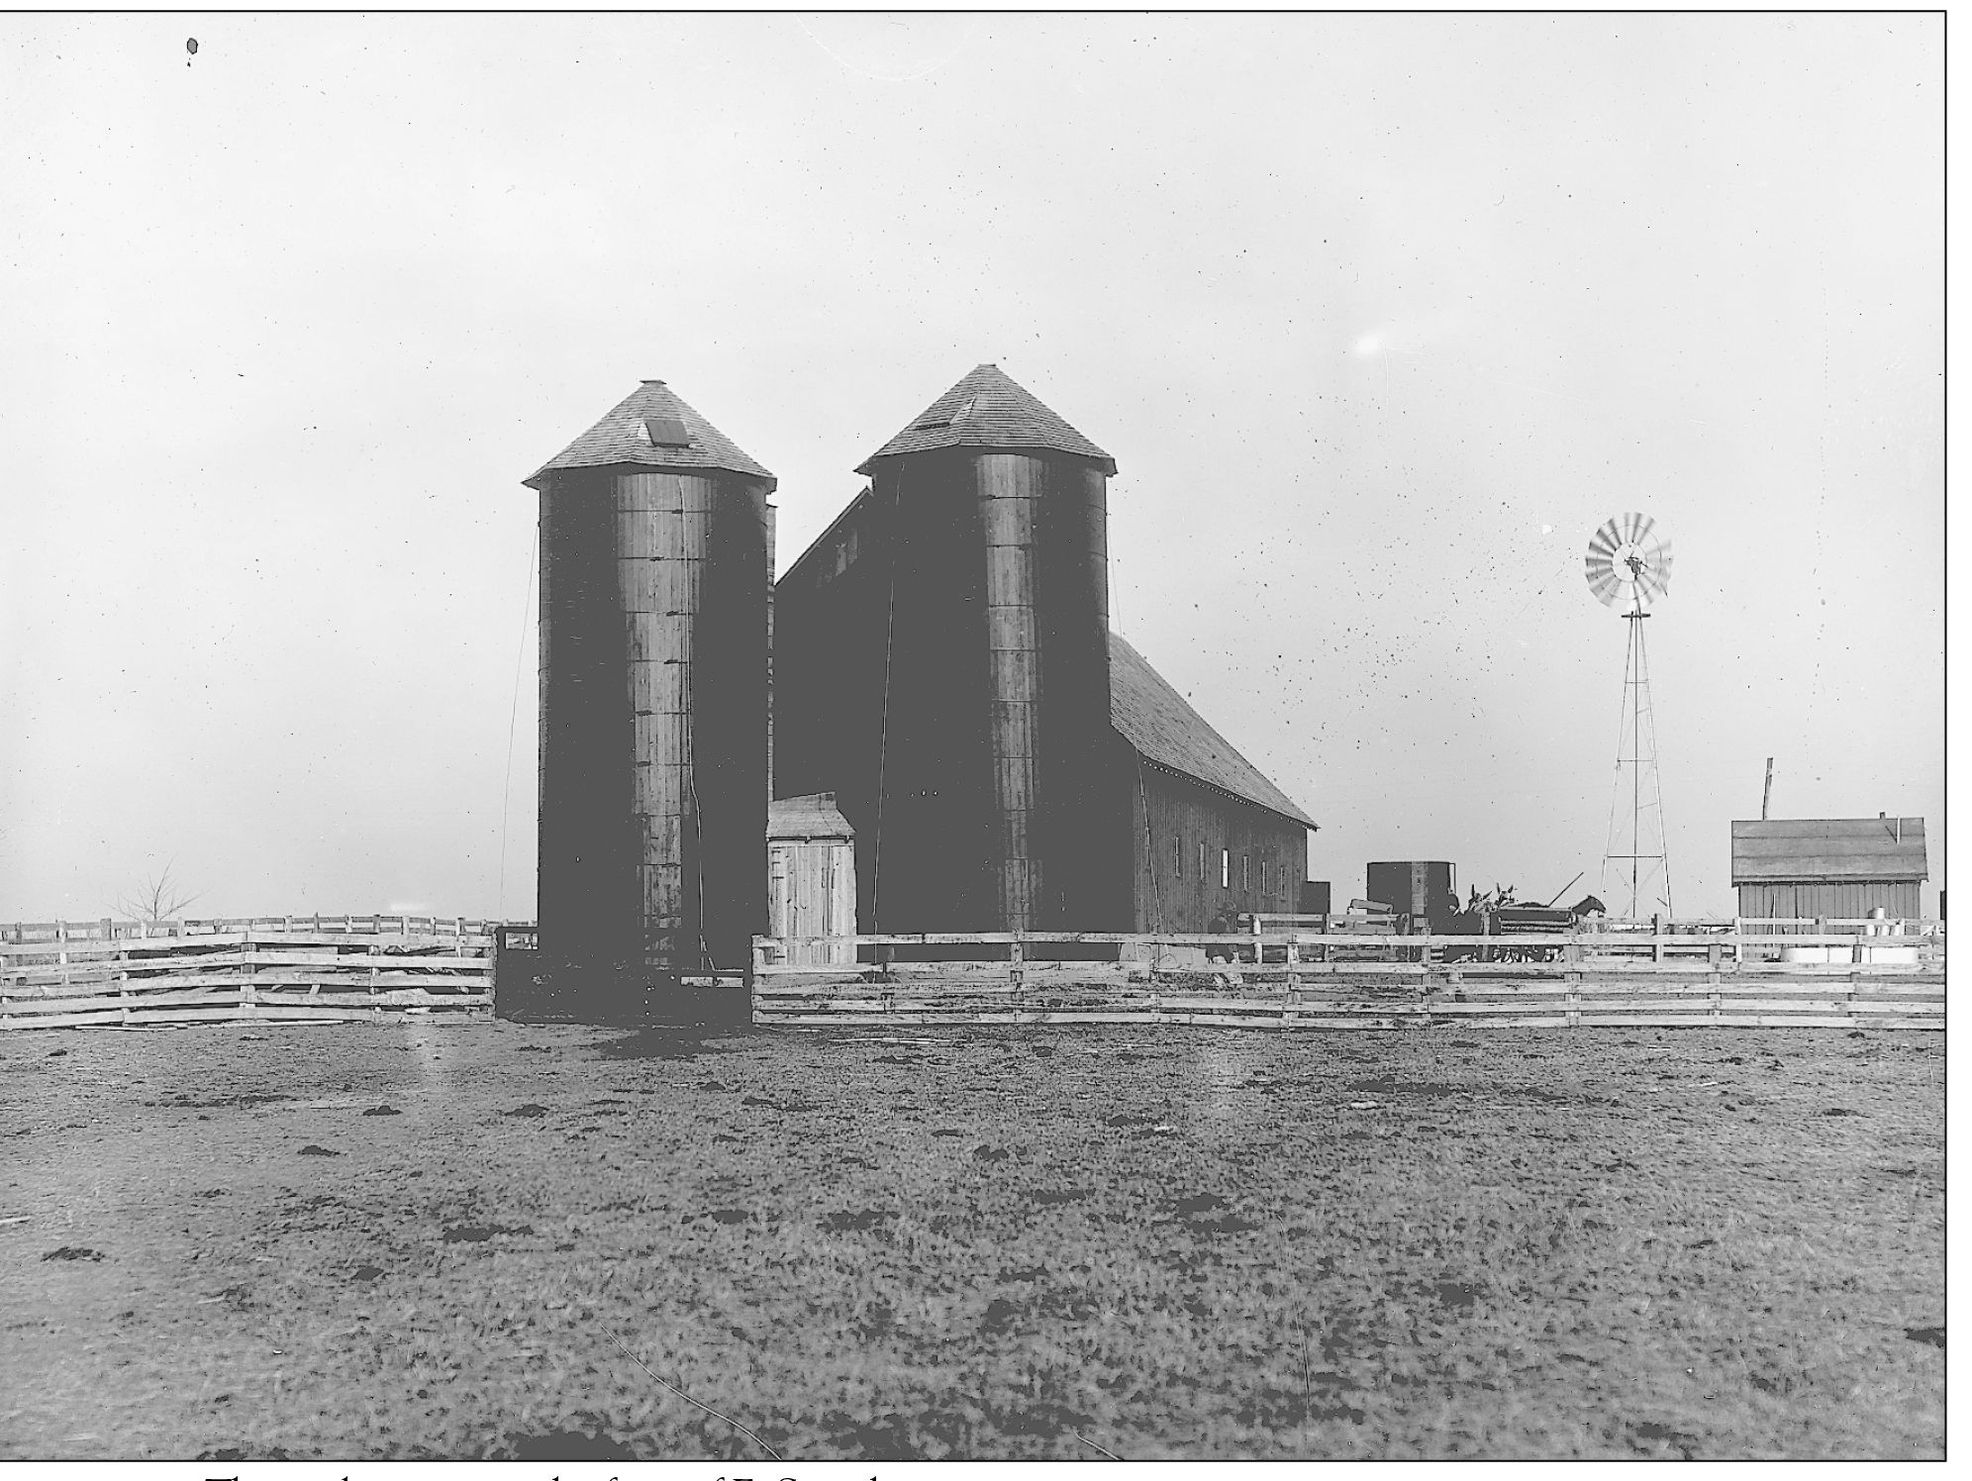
[1129,759,1309,931]
[1734,880,1924,919]
[771,489,897,932]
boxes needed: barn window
[1172,835,1181,877]
[1198,841,1207,881]
[1221,849,1230,889]
[1242,854,1250,890]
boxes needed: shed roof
[768,792,855,842]
[524,379,775,491]
[1729,818,1928,884]
[855,364,1117,476]
[1109,632,1315,829]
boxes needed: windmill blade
[1637,545,1673,602]
[1586,511,1675,608]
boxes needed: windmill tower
[1585,513,1675,920]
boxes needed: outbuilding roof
[1109,632,1315,829]
[855,364,1117,476]
[768,792,855,842]
[1729,818,1928,884]
[525,379,775,491]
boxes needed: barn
[1729,816,1929,920]
[771,364,1313,936]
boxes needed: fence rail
[1,918,494,1030]
[4,913,501,945]
[750,923,1944,1031]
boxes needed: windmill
[1585,513,1675,921]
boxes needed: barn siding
[771,488,897,932]
[1129,758,1308,931]
[1735,880,1923,920]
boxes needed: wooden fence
[751,921,1944,1030]
[1,915,496,1030]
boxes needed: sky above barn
[0,13,1944,921]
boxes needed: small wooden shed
[767,793,857,963]
[1730,816,1929,920]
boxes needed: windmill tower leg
[1602,599,1673,920]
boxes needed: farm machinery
[1438,885,1607,962]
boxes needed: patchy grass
[0,1021,1942,1460]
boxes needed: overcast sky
[0,13,1943,923]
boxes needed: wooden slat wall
[1130,763,1308,932]
[1736,880,1923,921]
[767,839,856,965]
[979,452,1044,930]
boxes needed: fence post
[1008,934,1024,993]
[1564,928,1582,1027]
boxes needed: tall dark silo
[852,364,1126,934]
[523,380,774,1021]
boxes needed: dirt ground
[0,1019,1944,1460]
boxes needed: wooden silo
[523,380,774,1022]
[772,365,1127,934]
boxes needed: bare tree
[116,864,204,924]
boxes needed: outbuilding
[1729,816,1929,920]
[767,793,857,963]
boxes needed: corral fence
[751,917,1945,1030]
[1,914,498,1030]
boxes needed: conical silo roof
[525,379,775,491]
[854,364,1117,476]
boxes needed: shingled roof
[1730,818,1928,884]
[524,380,775,491]
[855,364,1117,476]
[1109,632,1315,829]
